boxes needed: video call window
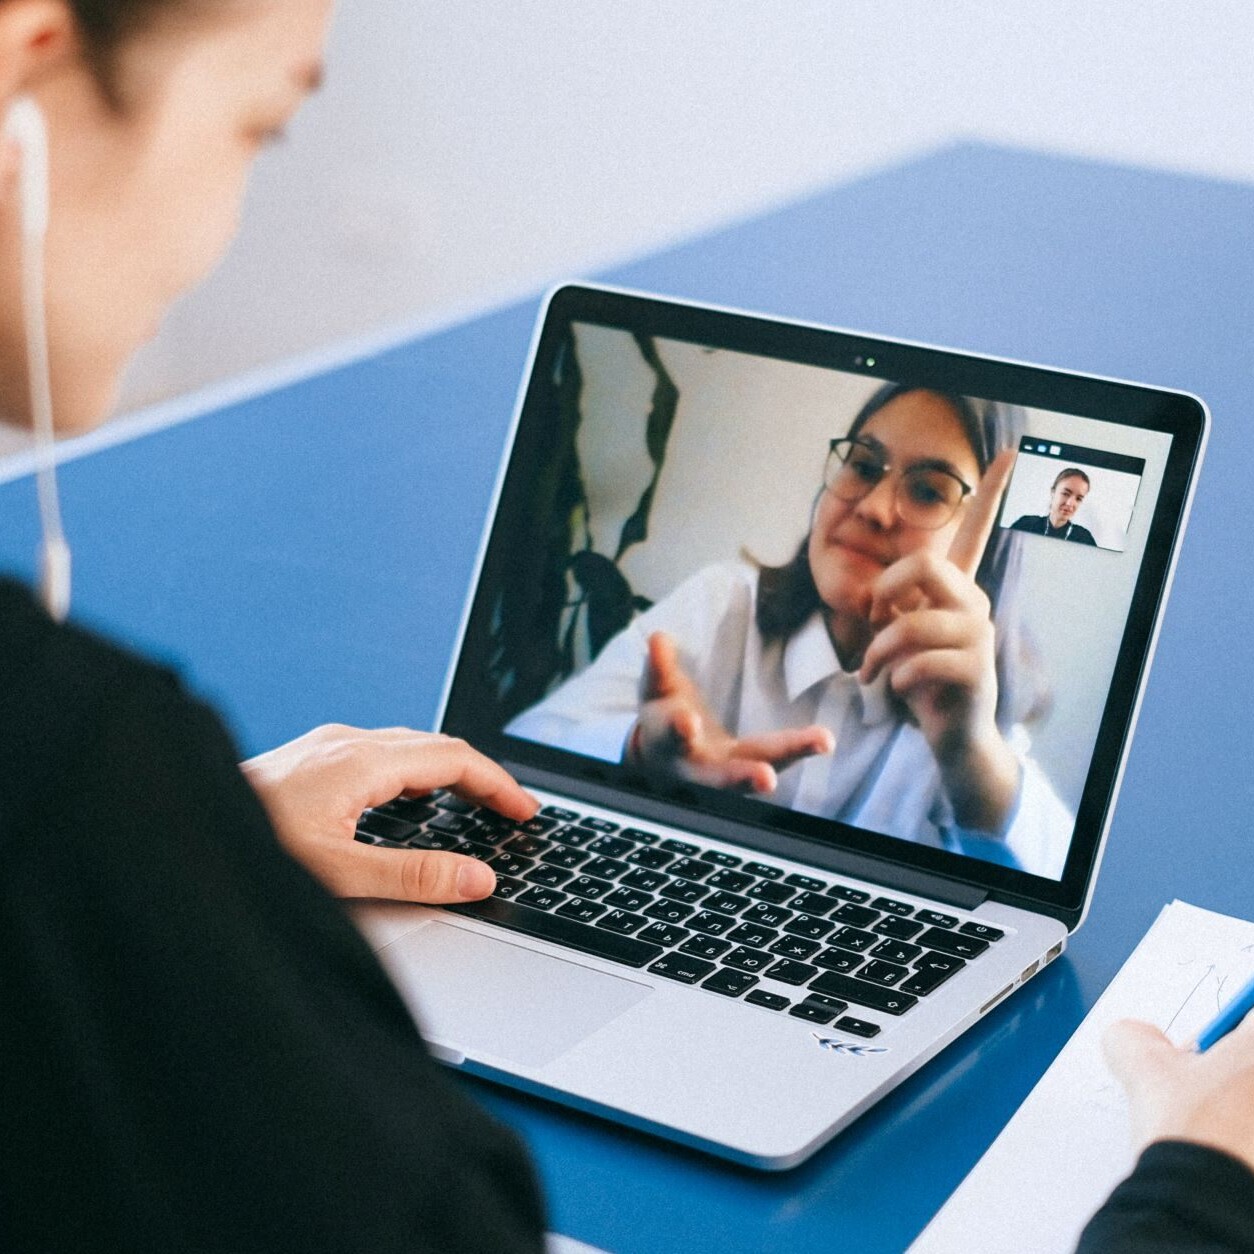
[1001,438,1146,553]
[478,322,1173,884]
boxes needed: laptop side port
[1045,940,1064,963]
[980,985,1015,1015]
[1020,960,1040,982]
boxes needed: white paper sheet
[909,900,1254,1254]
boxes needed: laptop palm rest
[377,921,653,1069]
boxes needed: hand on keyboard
[241,724,538,903]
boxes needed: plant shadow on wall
[488,330,678,724]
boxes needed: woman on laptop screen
[508,382,1074,880]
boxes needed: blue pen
[1195,970,1254,1052]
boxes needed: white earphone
[5,93,69,622]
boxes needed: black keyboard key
[638,921,690,948]
[789,1002,836,1024]
[745,990,791,1011]
[556,897,608,924]
[859,960,908,987]
[813,947,863,974]
[659,878,708,904]
[873,915,923,941]
[541,846,590,870]
[428,812,477,836]
[582,856,630,880]
[523,864,574,889]
[765,960,818,986]
[825,884,871,904]
[790,891,837,916]
[660,838,699,856]
[960,922,1005,942]
[625,846,674,870]
[744,862,783,880]
[742,902,792,929]
[377,797,439,824]
[448,896,663,969]
[872,896,913,916]
[434,792,477,814]
[808,972,918,1015]
[598,909,648,935]
[649,953,715,984]
[704,891,751,915]
[831,903,880,928]
[552,825,595,848]
[621,867,669,893]
[405,830,463,850]
[900,966,957,996]
[452,840,497,863]
[722,946,773,973]
[783,914,836,941]
[487,851,534,878]
[516,816,559,836]
[916,910,959,929]
[506,833,552,857]
[804,993,848,1013]
[680,935,731,960]
[783,873,827,892]
[871,939,922,965]
[701,968,758,998]
[699,849,742,867]
[564,874,614,900]
[769,935,820,960]
[835,1016,880,1038]
[913,950,966,976]
[621,827,660,845]
[540,804,580,822]
[917,927,989,959]
[603,887,651,912]
[516,885,567,911]
[705,868,754,893]
[643,900,695,925]
[579,816,619,833]
[667,857,713,881]
[829,925,878,953]
[727,923,779,949]
[356,811,419,841]
[746,880,796,905]
[586,834,634,858]
[688,910,737,937]
[493,876,527,900]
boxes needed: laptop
[351,283,1208,1169]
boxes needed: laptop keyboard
[356,792,1008,1040]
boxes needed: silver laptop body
[352,284,1207,1169]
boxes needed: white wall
[1,1,1252,461]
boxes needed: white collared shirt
[507,561,1073,878]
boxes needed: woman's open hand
[241,724,538,903]
[627,631,833,793]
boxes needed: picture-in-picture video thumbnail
[1001,437,1146,553]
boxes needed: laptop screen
[442,286,1206,919]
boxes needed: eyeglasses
[823,437,973,530]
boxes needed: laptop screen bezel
[439,283,1208,930]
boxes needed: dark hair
[755,382,1045,727]
[1052,467,1090,490]
[69,0,222,103]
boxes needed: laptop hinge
[509,764,988,912]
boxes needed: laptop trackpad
[378,921,653,1069]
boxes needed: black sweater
[5,577,1252,1252]
[0,578,545,1253]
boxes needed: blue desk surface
[2,142,1251,1252]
